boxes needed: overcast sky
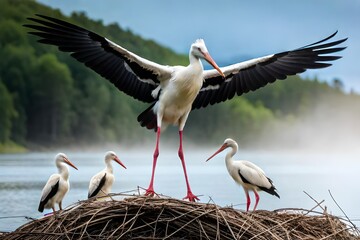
[37,0,360,92]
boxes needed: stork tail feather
[259,177,280,198]
[38,202,45,213]
[259,185,280,198]
[137,103,157,131]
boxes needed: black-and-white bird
[88,151,126,199]
[38,153,78,214]
[207,138,279,211]
[25,15,346,201]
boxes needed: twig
[303,191,326,212]
[328,189,359,235]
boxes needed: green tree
[0,45,37,144]
[0,81,17,143]
[27,54,73,143]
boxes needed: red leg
[245,191,251,212]
[145,127,161,196]
[178,130,199,202]
[52,207,57,217]
[253,191,260,211]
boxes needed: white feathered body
[155,57,204,128]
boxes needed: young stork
[38,153,78,215]
[88,151,126,199]
[207,138,279,211]
[25,15,346,201]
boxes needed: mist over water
[251,97,360,154]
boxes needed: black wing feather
[88,173,107,198]
[38,179,59,212]
[24,14,159,103]
[193,32,347,109]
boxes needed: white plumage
[38,153,78,214]
[207,138,279,211]
[88,151,126,199]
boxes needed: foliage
[0,81,17,143]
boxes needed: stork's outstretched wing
[193,32,347,109]
[24,14,172,103]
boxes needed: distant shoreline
[0,142,27,154]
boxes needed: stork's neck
[57,162,70,180]
[189,53,204,72]
[105,159,114,174]
[225,144,238,170]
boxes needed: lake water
[0,149,359,232]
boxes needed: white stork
[207,138,279,211]
[88,151,126,199]
[25,15,346,201]
[38,153,78,215]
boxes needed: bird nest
[2,193,359,240]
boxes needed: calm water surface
[0,149,359,232]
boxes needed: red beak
[206,143,228,162]
[64,157,78,170]
[203,52,225,78]
[114,156,127,169]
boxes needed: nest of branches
[3,193,359,240]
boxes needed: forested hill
[1,0,359,152]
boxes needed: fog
[47,93,360,158]
[254,98,360,155]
